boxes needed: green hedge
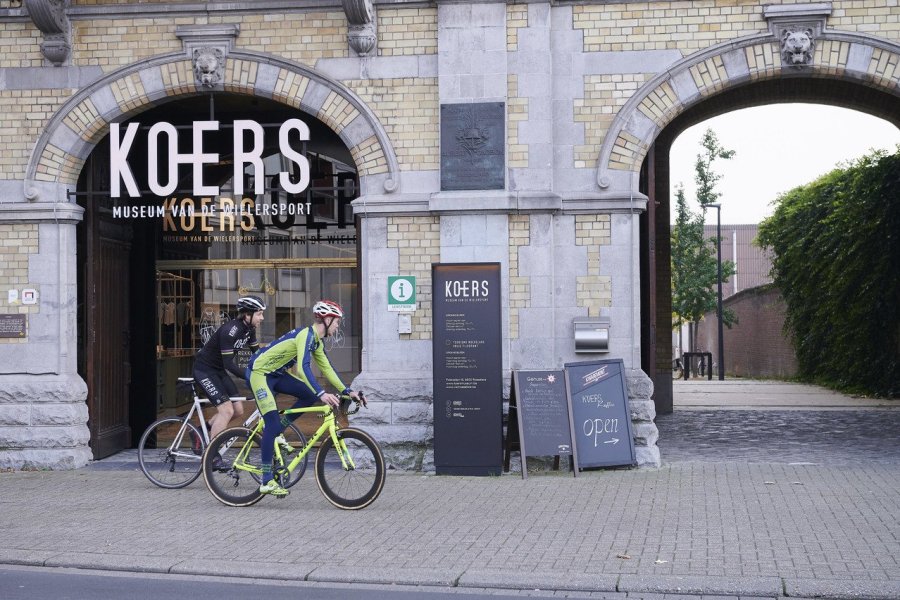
[757,150,900,397]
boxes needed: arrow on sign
[604,438,619,445]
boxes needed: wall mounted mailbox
[573,316,610,353]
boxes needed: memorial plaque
[506,370,576,479]
[440,102,505,191]
[432,263,502,475]
[0,314,26,338]
[565,359,636,469]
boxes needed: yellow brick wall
[508,215,530,340]
[345,79,439,171]
[0,90,75,180]
[574,74,650,169]
[831,0,900,38]
[211,12,348,68]
[507,3,529,51]
[0,23,43,68]
[72,19,182,71]
[507,75,528,169]
[378,7,438,56]
[575,215,612,317]
[386,216,440,340]
[0,224,40,344]
[573,0,900,57]
[869,47,900,87]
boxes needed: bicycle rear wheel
[203,427,265,507]
[314,428,385,510]
[138,417,203,489]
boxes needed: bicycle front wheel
[138,417,203,489]
[203,427,264,507]
[314,428,385,510]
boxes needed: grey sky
[669,104,900,225]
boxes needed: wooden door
[83,205,133,459]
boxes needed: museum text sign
[432,263,502,476]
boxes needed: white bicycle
[137,377,307,489]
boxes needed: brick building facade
[0,0,898,470]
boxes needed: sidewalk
[1,382,898,599]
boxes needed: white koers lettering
[110,119,311,199]
[444,280,490,298]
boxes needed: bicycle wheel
[247,422,308,489]
[314,428,385,510]
[203,427,265,507]
[138,417,203,489]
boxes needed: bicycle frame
[169,378,255,454]
[233,404,354,477]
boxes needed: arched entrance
[590,26,900,414]
[28,51,399,458]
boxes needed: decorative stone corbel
[24,0,71,66]
[764,3,831,67]
[780,27,816,66]
[192,47,225,88]
[175,24,240,89]
[342,0,377,57]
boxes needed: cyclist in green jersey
[247,300,362,497]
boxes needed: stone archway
[595,22,900,196]
[11,48,401,467]
[24,49,401,204]
[604,20,900,414]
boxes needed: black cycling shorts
[193,366,239,407]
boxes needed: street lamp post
[707,203,725,380]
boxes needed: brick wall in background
[697,285,797,378]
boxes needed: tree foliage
[671,129,737,350]
[757,149,900,397]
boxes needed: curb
[3,552,899,599]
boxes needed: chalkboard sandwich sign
[564,359,636,470]
[504,370,577,479]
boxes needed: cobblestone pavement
[656,409,900,466]
[2,386,898,600]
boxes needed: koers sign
[109,118,310,198]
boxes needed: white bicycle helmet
[312,300,344,319]
[236,295,266,313]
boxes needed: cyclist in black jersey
[193,296,265,445]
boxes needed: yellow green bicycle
[202,392,385,509]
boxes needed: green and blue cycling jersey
[247,325,350,404]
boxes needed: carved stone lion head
[193,47,224,88]
[781,28,814,65]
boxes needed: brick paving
[1,392,898,599]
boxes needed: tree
[757,149,900,396]
[671,129,737,353]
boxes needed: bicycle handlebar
[339,390,366,415]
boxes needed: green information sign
[388,276,416,311]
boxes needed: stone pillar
[0,198,91,470]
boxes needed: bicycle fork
[330,427,356,471]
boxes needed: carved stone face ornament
[782,28,815,65]
[193,47,224,88]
